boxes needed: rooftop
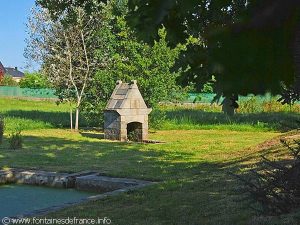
[106,80,149,110]
[4,67,24,78]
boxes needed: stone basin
[0,169,154,219]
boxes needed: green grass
[0,129,281,225]
[159,103,300,132]
[0,97,300,224]
[1,129,298,224]
[1,98,299,133]
[161,109,299,132]
[0,98,71,131]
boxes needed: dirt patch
[255,130,300,151]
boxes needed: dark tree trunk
[294,22,300,93]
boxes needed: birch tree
[25,5,101,131]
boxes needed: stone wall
[104,111,121,140]
[104,112,149,141]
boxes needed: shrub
[149,108,167,130]
[236,139,300,215]
[0,116,4,144]
[262,98,288,112]
[9,130,23,150]
[0,75,18,86]
[19,72,50,89]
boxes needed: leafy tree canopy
[35,0,300,97]
[81,0,190,125]
[35,0,189,126]
[126,0,300,96]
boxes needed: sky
[0,0,36,71]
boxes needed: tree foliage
[0,75,18,86]
[30,0,188,127]
[81,0,190,125]
[126,0,248,92]
[127,0,300,97]
[25,4,102,130]
[34,0,300,97]
[19,72,50,89]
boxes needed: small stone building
[104,80,152,141]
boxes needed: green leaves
[0,75,18,87]
[82,1,189,125]
[19,72,50,89]
[127,0,299,97]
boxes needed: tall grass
[0,97,299,132]
[158,97,300,132]
[238,97,300,113]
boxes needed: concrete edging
[0,169,156,220]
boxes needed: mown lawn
[0,129,279,224]
[0,98,70,131]
[0,98,300,224]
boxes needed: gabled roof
[105,80,150,111]
[5,67,24,78]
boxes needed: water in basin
[0,184,94,218]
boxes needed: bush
[149,108,167,130]
[0,116,4,144]
[0,75,18,86]
[19,72,50,89]
[9,130,23,150]
[236,139,300,215]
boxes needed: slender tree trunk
[70,108,73,131]
[75,107,79,131]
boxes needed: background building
[0,61,24,82]
[4,67,25,82]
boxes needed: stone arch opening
[127,122,143,142]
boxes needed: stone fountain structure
[104,80,152,141]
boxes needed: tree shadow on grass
[2,110,90,128]
[0,135,199,181]
[166,109,300,132]
[79,132,104,139]
[224,138,300,225]
[0,133,292,224]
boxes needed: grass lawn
[0,98,70,131]
[0,98,300,224]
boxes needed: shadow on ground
[3,110,90,128]
[0,132,298,225]
[79,132,104,139]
